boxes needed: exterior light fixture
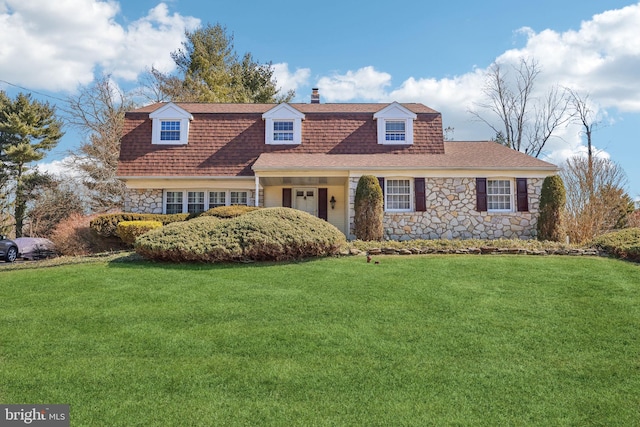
[330,196,336,209]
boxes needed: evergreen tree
[354,175,384,241]
[0,92,64,237]
[537,175,566,242]
[146,23,294,103]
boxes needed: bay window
[164,190,249,213]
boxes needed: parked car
[0,236,19,262]
[13,237,56,260]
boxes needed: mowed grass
[1,255,639,426]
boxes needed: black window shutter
[516,178,528,212]
[476,178,487,212]
[415,177,426,211]
[282,188,292,208]
[318,188,328,221]
[377,177,385,209]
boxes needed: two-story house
[116,90,558,240]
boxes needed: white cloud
[310,3,640,164]
[271,63,310,95]
[0,0,199,92]
[498,3,640,112]
[34,157,81,178]
[317,66,392,102]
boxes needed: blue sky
[1,0,639,200]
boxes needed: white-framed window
[373,102,416,145]
[273,120,294,141]
[385,120,406,142]
[165,191,183,214]
[164,190,250,213]
[385,179,412,211]
[209,191,226,208]
[262,104,305,145]
[160,120,181,142]
[230,191,248,205]
[150,103,192,145]
[487,179,512,211]
[187,191,205,214]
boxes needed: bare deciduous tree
[566,88,600,197]
[25,177,84,237]
[64,75,136,212]
[470,58,570,157]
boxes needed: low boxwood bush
[591,228,640,262]
[90,213,189,237]
[198,205,261,218]
[135,207,347,263]
[116,221,163,245]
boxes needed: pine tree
[145,23,294,103]
[0,92,64,236]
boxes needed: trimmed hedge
[199,205,261,218]
[116,221,163,245]
[135,207,347,263]
[591,228,640,262]
[90,213,189,237]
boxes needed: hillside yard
[1,255,639,426]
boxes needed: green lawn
[1,255,639,426]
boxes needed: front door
[294,188,317,216]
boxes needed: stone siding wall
[349,177,543,241]
[124,189,163,213]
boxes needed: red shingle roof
[118,102,445,177]
[117,102,556,178]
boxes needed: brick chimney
[311,88,320,104]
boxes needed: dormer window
[385,120,406,142]
[262,104,305,145]
[273,120,294,141]
[150,103,193,145]
[160,120,182,141]
[373,102,417,145]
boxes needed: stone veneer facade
[125,189,164,214]
[126,178,542,241]
[348,177,543,241]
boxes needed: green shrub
[116,221,163,245]
[198,205,261,218]
[354,175,384,241]
[591,228,640,262]
[90,213,189,237]
[135,207,347,263]
[537,175,566,242]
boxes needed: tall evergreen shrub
[354,175,384,241]
[537,174,566,242]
